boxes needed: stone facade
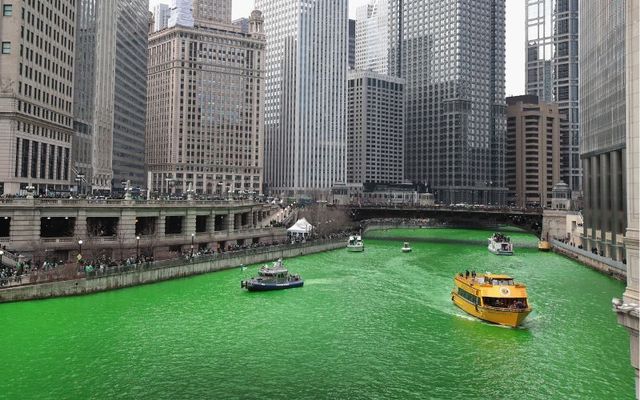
[0,1,76,195]
[617,0,639,396]
[146,10,265,196]
[0,199,278,261]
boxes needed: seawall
[551,239,627,281]
[0,240,345,303]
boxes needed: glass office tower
[389,0,507,204]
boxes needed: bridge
[347,205,544,236]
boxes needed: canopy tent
[287,218,314,236]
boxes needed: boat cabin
[483,297,528,310]
[479,274,514,286]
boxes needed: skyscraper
[0,1,76,195]
[580,0,626,262]
[146,5,265,196]
[389,0,507,204]
[506,95,562,208]
[255,0,348,197]
[355,0,390,74]
[73,0,149,193]
[153,3,170,32]
[525,0,580,192]
[348,19,356,70]
[347,71,404,185]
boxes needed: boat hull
[244,280,304,292]
[401,248,412,253]
[488,247,513,256]
[347,246,364,252]
[451,292,531,327]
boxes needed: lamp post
[191,233,195,259]
[136,235,140,263]
[0,250,4,266]
[78,239,83,260]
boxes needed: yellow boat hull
[538,240,552,251]
[452,292,531,327]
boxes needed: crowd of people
[81,254,156,275]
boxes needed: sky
[149,0,526,96]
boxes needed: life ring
[500,287,510,296]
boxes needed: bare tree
[299,205,352,237]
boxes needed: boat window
[483,297,527,309]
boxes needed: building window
[1,42,10,54]
[2,4,11,16]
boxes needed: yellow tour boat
[451,272,532,327]
[538,240,552,251]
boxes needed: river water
[0,228,634,399]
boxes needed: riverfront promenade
[0,197,282,267]
[0,237,348,303]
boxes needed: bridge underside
[349,208,543,237]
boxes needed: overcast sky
[149,0,526,96]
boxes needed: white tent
[287,218,314,236]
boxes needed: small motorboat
[488,232,513,256]
[347,235,365,252]
[401,242,412,253]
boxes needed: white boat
[488,233,514,256]
[347,235,365,252]
[401,242,412,253]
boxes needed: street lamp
[0,250,4,266]
[191,233,195,259]
[136,235,140,263]
[78,239,83,259]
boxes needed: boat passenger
[465,270,470,279]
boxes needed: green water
[0,228,633,399]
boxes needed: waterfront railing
[0,237,348,289]
[550,239,627,275]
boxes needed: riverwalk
[0,239,345,303]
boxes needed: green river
[0,228,634,399]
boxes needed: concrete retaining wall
[551,239,627,280]
[0,241,345,303]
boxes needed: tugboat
[451,272,532,327]
[401,242,412,253]
[347,235,365,252]
[488,232,513,255]
[241,259,303,292]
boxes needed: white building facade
[255,0,348,198]
[355,0,390,74]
